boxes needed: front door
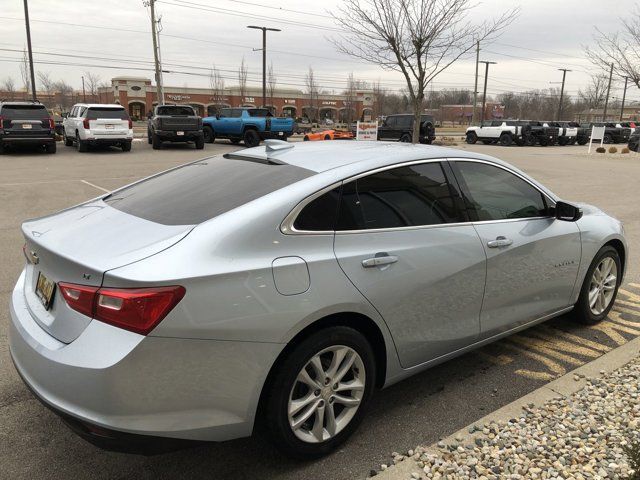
[377,116,398,141]
[333,161,486,368]
[450,160,581,337]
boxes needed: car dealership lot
[1,141,640,479]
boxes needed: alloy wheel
[588,256,617,315]
[287,345,365,444]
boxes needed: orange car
[303,129,354,141]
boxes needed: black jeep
[377,114,436,144]
[148,104,204,149]
[0,101,57,154]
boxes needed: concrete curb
[370,334,640,480]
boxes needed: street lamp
[479,61,496,124]
[247,25,281,109]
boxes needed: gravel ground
[380,357,640,479]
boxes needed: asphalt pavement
[1,139,639,479]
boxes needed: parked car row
[466,120,633,146]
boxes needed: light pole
[479,61,496,124]
[247,25,281,108]
[556,69,571,121]
[620,76,629,122]
[23,0,37,101]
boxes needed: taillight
[0,115,4,129]
[128,118,133,129]
[58,283,185,335]
[83,118,90,129]
[48,117,55,129]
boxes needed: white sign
[356,121,378,141]
[322,101,338,106]
[588,125,606,154]
[167,94,191,101]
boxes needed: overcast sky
[2,0,638,103]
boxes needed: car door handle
[487,236,513,248]
[362,254,399,268]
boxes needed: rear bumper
[155,130,203,141]
[1,135,55,144]
[9,270,282,444]
[260,130,291,140]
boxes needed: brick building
[99,76,375,121]
[438,103,505,125]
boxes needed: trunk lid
[269,117,295,132]
[21,200,193,343]
[158,116,200,131]
[89,118,130,135]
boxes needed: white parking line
[80,179,110,193]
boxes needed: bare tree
[305,67,318,122]
[37,71,54,100]
[332,0,518,143]
[585,9,640,90]
[19,48,31,99]
[238,57,248,103]
[209,65,226,115]
[53,80,74,112]
[342,72,357,123]
[372,79,384,119]
[84,72,101,102]
[2,77,16,100]
[267,62,277,112]
[578,74,609,109]
[97,81,110,103]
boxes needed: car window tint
[86,108,129,120]
[385,117,397,127]
[293,188,340,231]
[248,108,271,117]
[336,162,463,231]
[104,157,314,226]
[1,105,47,119]
[232,109,243,118]
[397,116,412,128]
[219,108,231,117]
[454,162,547,221]
[157,106,194,116]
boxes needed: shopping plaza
[98,76,376,121]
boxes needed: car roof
[235,141,505,174]
[72,103,125,108]
[0,101,46,106]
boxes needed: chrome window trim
[280,157,557,235]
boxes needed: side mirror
[554,201,583,222]
[61,113,68,118]
[215,114,220,120]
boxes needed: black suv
[377,114,436,144]
[0,101,56,153]
[628,128,640,152]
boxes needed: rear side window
[157,106,195,116]
[1,104,47,119]
[86,108,129,120]
[396,116,412,128]
[336,162,463,231]
[105,157,313,225]
[293,188,340,231]
[247,108,271,117]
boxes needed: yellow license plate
[35,271,56,310]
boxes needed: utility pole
[23,0,37,101]
[620,76,629,122]
[148,0,164,104]
[603,62,614,121]
[479,61,496,124]
[81,75,86,102]
[471,40,480,125]
[247,25,281,108]
[556,68,571,121]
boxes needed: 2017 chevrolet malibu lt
[9,141,626,457]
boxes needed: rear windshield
[157,106,195,116]
[1,104,47,119]
[104,157,313,225]
[86,107,129,120]
[247,108,272,117]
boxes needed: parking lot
[1,140,640,479]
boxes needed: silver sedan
[9,141,626,458]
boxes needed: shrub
[622,147,630,154]
[624,437,640,479]
[596,147,606,153]
[609,146,618,153]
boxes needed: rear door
[449,160,581,337]
[333,161,486,368]
[85,107,130,136]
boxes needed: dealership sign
[167,94,191,101]
[356,121,378,141]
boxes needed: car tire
[147,130,152,144]
[465,132,477,144]
[539,137,549,147]
[603,134,613,144]
[76,133,88,152]
[324,134,331,141]
[399,133,412,143]
[64,135,73,147]
[195,136,205,149]
[577,137,588,145]
[0,142,4,154]
[499,133,513,146]
[303,135,310,141]
[121,140,132,152]
[152,133,162,150]
[263,326,376,459]
[203,126,215,144]
[45,142,56,154]
[243,129,260,148]
[558,137,568,146]
[574,246,621,325]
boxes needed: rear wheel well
[604,239,626,277]
[255,313,387,430]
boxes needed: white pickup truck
[465,120,530,146]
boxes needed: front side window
[453,161,548,221]
[336,162,463,231]
[384,116,397,128]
